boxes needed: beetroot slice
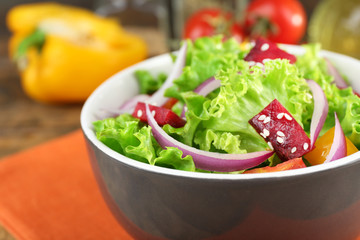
[244,38,296,64]
[133,102,186,128]
[249,99,312,161]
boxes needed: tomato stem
[247,16,278,39]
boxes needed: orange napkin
[0,130,133,240]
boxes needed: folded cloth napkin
[0,130,133,240]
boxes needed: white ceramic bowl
[81,45,360,240]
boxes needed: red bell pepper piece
[133,102,186,128]
[244,158,306,173]
[162,98,178,109]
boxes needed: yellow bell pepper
[7,2,148,103]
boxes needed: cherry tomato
[304,127,358,166]
[244,0,307,44]
[183,8,244,42]
[244,158,306,174]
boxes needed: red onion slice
[181,77,221,118]
[147,42,188,106]
[324,113,347,163]
[325,58,360,96]
[194,77,221,96]
[145,104,274,172]
[95,94,150,119]
[119,94,150,112]
[307,79,329,147]
[325,57,348,89]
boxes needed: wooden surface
[0,27,167,240]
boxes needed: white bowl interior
[81,45,360,179]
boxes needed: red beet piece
[244,38,296,64]
[249,99,312,161]
[133,102,186,128]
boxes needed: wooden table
[0,27,167,240]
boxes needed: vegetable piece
[133,102,186,128]
[244,0,307,44]
[181,76,221,117]
[148,41,187,106]
[325,58,360,97]
[304,127,358,165]
[306,79,329,147]
[249,99,312,161]
[98,94,150,119]
[325,58,348,89]
[183,8,244,42]
[162,98,179,109]
[193,76,221,96]
[244,158,306,173]
[134,70,167,95]
[324,113,347,163]
[119,94,150,113]
[244,38,297,64]
[7,3,147,103]
[93,114,196,170]
[146,104,274,172]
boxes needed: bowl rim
[81,44,360,180]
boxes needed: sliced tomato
[244,158,306,173]
[304,127,358,165]
[132,102,186,128]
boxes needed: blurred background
[0,0,359,239]
[0,0,321,37]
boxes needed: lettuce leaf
[154,147,195,171]
[93,115,141,156]
[164,36,245,101]
[93,114,196,170]
[163,92,211,146]
[194,129,247,154]
[134,70,167,94]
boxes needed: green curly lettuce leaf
[134,70,167,94]
[194,129,246,154]
[164,36,245,101]
[93,114,195,170]
[154,147,195,171]
[93,114,141,157]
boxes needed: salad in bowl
[92,36,359,174]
